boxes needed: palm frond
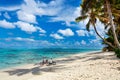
[86,20,91,31]
[75,15,88,22]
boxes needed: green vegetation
[114,48,120,58]
[76,0,120,58]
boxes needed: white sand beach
[0,51,120,80]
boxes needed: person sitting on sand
[40,58,49,66]
[40,57,46,65]
[45,59,49,64]
[48,58,56,65]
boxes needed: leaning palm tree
[102,29,115,51]
[105,0,120,48]
[76,0,115,48]
[76,0,120,58]
[100,0,120,49]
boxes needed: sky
[0,0,105,49]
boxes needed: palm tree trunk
[105,0,120,49]
[93,24,115,49]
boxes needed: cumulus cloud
[20,0,63,16]
[14,21,37,33]
[0,20,15,29]
[15,37,35,42]
[50,7,81,26]
[77,17,106,39]
[50,33,64,39]
[16,0,80,27]
[1,39,56,48]
[76,30,89,36]
[36,27,46,33]
[14,21,46,34]
[58,28,74,36]
[3,12,11,19]
[0,0,81,27]
[39,34,46,36]
[95,20,105,36]
[0,0,82,27]
[0,6,21,11]
[81,40,86,45]
[5,37,35,42]
[17,11,37,23]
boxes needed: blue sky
[0,0,104,49]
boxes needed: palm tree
[76,0,120,49]
[76,0,115,48]
[103,12,120,51]
[105,0,120,48]
[102,29,115,51]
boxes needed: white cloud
[95,20,105,36]
[14,21,46,34]
[58,28,74,36]
[50,33,64,39]
[3,12,11,19]
[0,6,20,11]
[50,7,81,26]
[81,40,86,45]
[17,11,37,23]
[38,40,55,46]
[14,21,37,33]
[5,37,35,42]
[0,20,15,29]
[2,38,56,48]
[90,39,98,44]
[89,38,103,47]
[39,34,46,36]
[0,0,80,27]
[89,31,94,35]
[36,27,46,33]
[20,0,63,16]
[76,30,89,36]
[77,17,106,38]
[15,37,35,41]
[0,0,81,27]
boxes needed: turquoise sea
[0,48,100,69]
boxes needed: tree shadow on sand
[4,52,120,76]
[4,64,66,76]
[82,52,119,62]
[4,66,40,76]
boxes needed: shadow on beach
[4,64,67,76]
[4,66,40,76]
[82,52,119,62]
[4,51,120,76]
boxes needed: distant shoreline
[0,49,101,70]
[0,50,102,71]
[0,51,119,80]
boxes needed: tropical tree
[76,0,115,48]
[76,0,120,58]
[102,29,115,51]
[105,0,120,48]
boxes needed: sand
[0,51,120,80]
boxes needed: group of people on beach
[40,58,56,66]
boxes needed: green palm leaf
[86,20,91,31]
[75,15,88,22]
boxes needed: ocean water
[0,48,100,69]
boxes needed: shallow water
[0,48,100,69]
